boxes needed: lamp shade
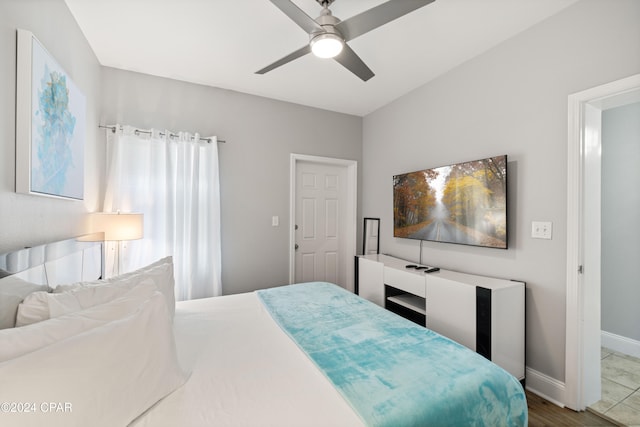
[91,212,144,241]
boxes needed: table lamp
[91,212,143,277]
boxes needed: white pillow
[17,275,140,327]
[0,290,187,427]
[14,291,49,327]
[52,257,171,293]
[109,256,175,318]
[55,257,175,315]
[16,257,176,326]
[0,280,157,362]
[0,276,49,329]
[113,256,173,281]
[53,278,103,293]
[114,257,175,319]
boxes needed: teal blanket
[257,282,527,427]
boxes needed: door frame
[289,153,358,291]
[565,73,640,410]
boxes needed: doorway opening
[565,74,640,411]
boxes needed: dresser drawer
[383,267,426,297]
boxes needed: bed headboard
[0,233,104,287]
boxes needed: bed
[0,236,527,427]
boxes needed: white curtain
[103,125,221,300]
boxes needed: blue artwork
[30,37,85,199]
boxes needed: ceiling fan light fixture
[310,33,343,58]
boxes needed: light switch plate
[532,221,552,239]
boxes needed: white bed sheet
[129,291,364,427]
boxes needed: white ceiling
[64,0,578,116]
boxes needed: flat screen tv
[393,155,507,249]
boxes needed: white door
[295,161,348,287]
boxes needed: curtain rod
[99,125,226,144]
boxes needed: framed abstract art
[16,29,86,200]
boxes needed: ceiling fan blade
[333,43,374,82]
[269,0,323,35]
[256,44,312,75]
[336,0,435,41]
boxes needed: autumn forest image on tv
[393,155,507,249]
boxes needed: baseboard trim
[525,366,566,408]
[525,333,640,410]
[602,330,640,359]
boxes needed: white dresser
[356,254,525,381]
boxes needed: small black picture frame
[363,217,380,255]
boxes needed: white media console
[357,254,525,381]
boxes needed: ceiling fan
[256,0,435,81]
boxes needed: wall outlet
[532,221,552,239]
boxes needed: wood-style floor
[527,391,619,426]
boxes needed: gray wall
[100,68,362,295]
[602,102,640,342]
[362,0,640,383]
[0,0,103,252]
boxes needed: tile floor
[588,347,640,426]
